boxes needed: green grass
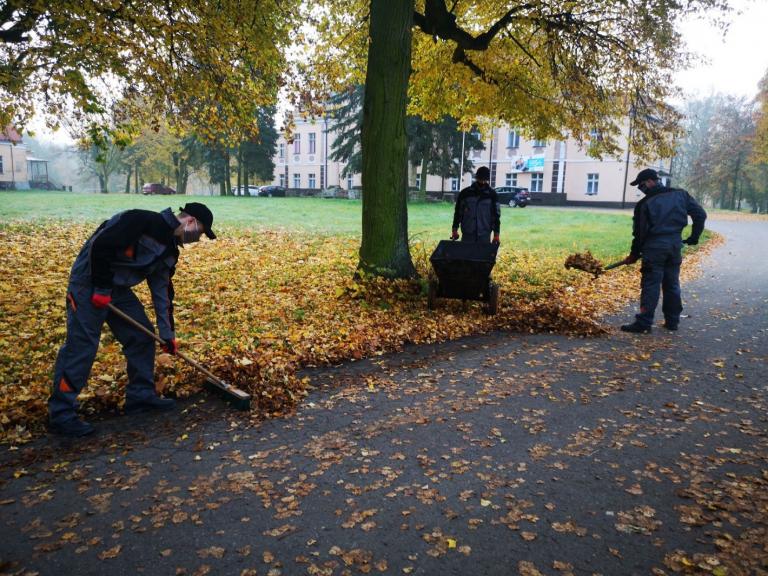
[1,191,640,261]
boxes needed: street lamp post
[324,113,329,188]
[459,131,465,190]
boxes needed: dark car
[258,185,286,197]
[495,186,530,207]
[142,182,176,195]
[319,185,346,198]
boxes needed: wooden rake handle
[602,260,627,272]
[106,303,232,390]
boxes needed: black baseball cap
[475,166,490,180]
[630,168,659,186]
[180,202,216,239]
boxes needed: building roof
[26,156,48,162]
[1,126,23,143]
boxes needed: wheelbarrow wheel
[427,280,438,310]
[485,282,499,315]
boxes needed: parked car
[258,185,286,197]
[233,185,261,196]
[142,182,176,195]
[495,186,530,207]
[320,185,346,198]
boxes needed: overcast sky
[676,0,767,100]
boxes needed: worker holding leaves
[620,169,707,334]
[47,203,217,437]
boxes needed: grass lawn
[0,191,637,261]
[1,191,717,441]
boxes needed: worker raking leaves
[47,203,217,437]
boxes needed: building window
[308,173,316,188]
[504,173,518,187]
[451,177,458,191]
[532,139,546,148]
[347,175,353,189]
[415,173,421,189]
[507,130,520,148]
[309,132,316,155]
[279,143,285,161]
[293,173,301,188]
[0,156,3,174]
[586,173,599,195]
[531,173,544,192]
[293,134,301,154]
[279,173,285,187]
[589,128,602,140]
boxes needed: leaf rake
[107,304,251,410]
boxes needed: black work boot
[125,396,176,415]
[662,322,679,331]
[48,417,96,437]
[620,322,652,334]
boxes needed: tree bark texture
[359,0,416,278]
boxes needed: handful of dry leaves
[564,251,605,277]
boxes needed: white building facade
[272,118,671,207]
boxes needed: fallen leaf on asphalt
[197,546,225,559]
[98,545,122,560]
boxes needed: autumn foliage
[0,224,712,442]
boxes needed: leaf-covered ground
[0,224,716,443]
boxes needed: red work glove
[492,233,500,245]
[90,292,112,309]
[450,229,459,240]
[161,338,178,355]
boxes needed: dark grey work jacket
[452,183,501,242]
[69,208,181,340]
[630,186,707,257]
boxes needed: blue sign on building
[526,156,545,171]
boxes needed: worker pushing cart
[451,166,501,245]
[429,166,501,314]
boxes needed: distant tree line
[77,107,278,195]
[675,71,768,213]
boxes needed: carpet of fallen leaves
[0,224,717,443]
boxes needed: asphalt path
[1,217,766,576]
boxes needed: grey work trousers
[48,283,157,426]
[635,244,683,328]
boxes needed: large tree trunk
[180,164,189,195]
[134,162,140,193]
[125,171,131,194]
[358,0,416,278]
